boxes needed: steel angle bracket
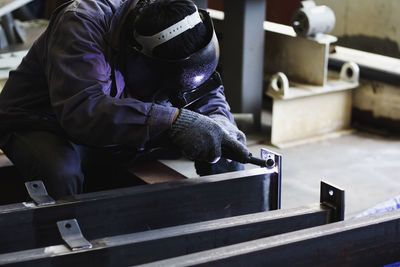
[57,219,92,251]
[25,180,55,206]
[320,181,345,222]
[261,148,282,210]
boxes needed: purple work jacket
[0,0,234,151]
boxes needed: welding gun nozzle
[246,154,275,168]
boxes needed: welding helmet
[126,2,220,107]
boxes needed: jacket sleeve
[45,12,177,148]
[188,84,235,124]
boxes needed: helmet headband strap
[134,6,202,55]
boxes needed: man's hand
[169,109,249,163]
[211,115,246,146]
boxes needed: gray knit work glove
[211,115,246,146]
[169,109,250,163]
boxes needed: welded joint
[57,219,92,251]
[320,181,345,222]
[25,180,55,207]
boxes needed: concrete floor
[162,124,400,219]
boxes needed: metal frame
[143,209,400,266]
[0,168,279,254]
[0,182,341,266]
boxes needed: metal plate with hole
[57,219,92,251]
[24,180,55,206]
[320,181,345,222]
[261,148,282,210]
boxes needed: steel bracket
[57,219,92,251]
[320,181,345,222]
[25,180,55,206]
[261,148,282,210]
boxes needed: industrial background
[0,0,400,265]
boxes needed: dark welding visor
[127,9,220,95]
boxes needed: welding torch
[245,153,276,168]
[222,145,275,168]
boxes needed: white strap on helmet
[134,7,202,55]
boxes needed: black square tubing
[0,181,343,266]
[0,196,338,265]
[0,168,276,254]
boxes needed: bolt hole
[346,68,353,78]
[277,80,282,89]
[65,223,72,229]
[266,159,275,168]
[32,183,39,188]
[328,189,334,196]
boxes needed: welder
[0,0,249,199]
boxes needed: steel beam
[0,168,277,254]
[0,205,333,266]
[222,0,266,128]
[144,210,400,267]
[0,181,342,266]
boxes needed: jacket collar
[104,0,139,53]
